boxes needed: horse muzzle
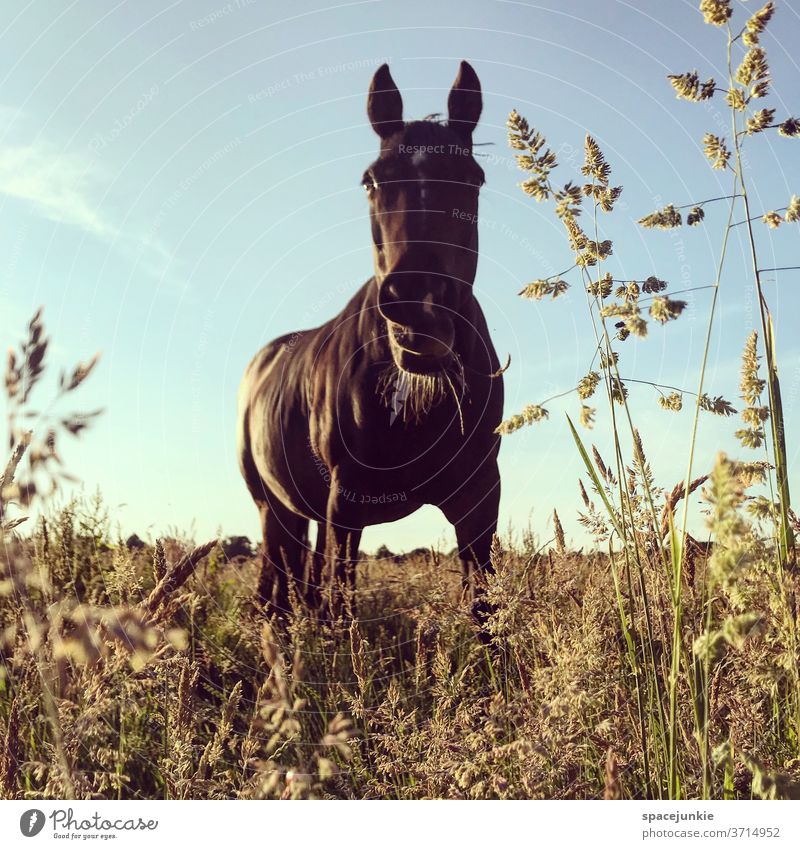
[387,319,455,373]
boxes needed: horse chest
[333,396,488,495]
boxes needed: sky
[0,0,798,553]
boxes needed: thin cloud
[0,138,188,292]
[0,141,115,239]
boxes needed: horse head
[363,61,485,376]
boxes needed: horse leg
[453,517,496,622]
[321,517,362,622]
[439,462,501,629]
[257,496,309,620]
[306,521,326,611]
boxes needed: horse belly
[252,408,330,522]
[240,343,328,522]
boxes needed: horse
[237,60,503,624]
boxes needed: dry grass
[0,497,799,800]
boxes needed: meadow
[2,0,800,801]
[0,490,798,800]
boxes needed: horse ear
[367,64,404,139]
[447,60,482,138]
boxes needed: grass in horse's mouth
[377,356,466,426]
[388,321,455,361]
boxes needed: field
[0,492,798,800]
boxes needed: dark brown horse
[237,61,503,622]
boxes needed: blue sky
[1,0,798,552]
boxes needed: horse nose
[377,271,445,325]
[376,277,405,324]
[392,318,455,358]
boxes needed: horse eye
[362,175,378,193]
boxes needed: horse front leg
[321,522,362,622]
[321,482,363,622]
[257,497,309,622]
[439,459,501,632]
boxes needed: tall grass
[3,494,800,799]
[499,0,799,800]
